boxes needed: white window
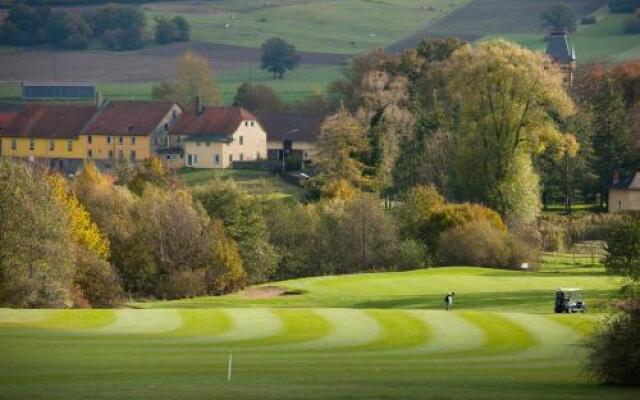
[196,141,201,147]
[250,121,255,127]
[87,135,92,144]
[244,121,248,127]
[229,154,233,162]
[240,153,244,161]
[618,200,622,211]
[130,150,136,161]
[29,139,35,151]
[108,150,114,159]
[239,136,244,145]
[206,141,210,147]
[107,136,112,144]
[87,149,93,158]
[214,154,220,164]
[11,139,16,150]
[67,140,73,152]
[131,136,136,145]
[118,136,124,145]
[194,154,198,164]
[118,150,124,159]
[49,140,55,151]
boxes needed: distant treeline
[0,2,190,50]
[609,0,640,13]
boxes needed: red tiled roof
[255,112,324,142]
[1,104,96,138]
[173,106,257,137]
[82,100,177,136]
[0,112,17,130]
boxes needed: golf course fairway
[1,267,638,400]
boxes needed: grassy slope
[177,168,304,200]
[0,64,343,104]
[1,265,638,399]
[487,9,640,61]
[144,0,471,54]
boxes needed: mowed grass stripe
[167,309,232,337]
[290,308,380,350]
[452,311,537,357]
[407,310,485,354]
[347,310,431,352]
[94,310,181,334]
[205,308,282,344]
[0,309,50,326]
[230,309,331,348]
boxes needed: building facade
[171,105,267,169]
[256,112,324,166]
[545,31,576,86]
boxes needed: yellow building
[0,101,181,172]
[0,104,97,172]
[80,100,182,166]
[170,105,266,169]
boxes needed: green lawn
[0,64,342,105]
[177,168,305,200]
[144,0,471,54]
[486,9,640,61]
[1,264,637,399]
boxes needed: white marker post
[227,350,233,382]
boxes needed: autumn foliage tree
[443,40,575,224]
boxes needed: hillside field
[2,264,639,400]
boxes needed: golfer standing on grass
[445,291,455,311]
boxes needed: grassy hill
[2,264,638,399]
[144,0,472,54]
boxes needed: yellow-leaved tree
[175,51,222,107]
[443,39,576,224]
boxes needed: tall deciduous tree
[315,105,370,196]
[542,4,578,33]
[590,77,633,206]
[261,37,300,79]
[444,40,575,224]
[175,51,221,107]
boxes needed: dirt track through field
[0,41,349,83]
[387,0,606,52]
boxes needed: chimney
[613,170,620,185]
[195,96,203,116]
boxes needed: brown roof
[82,100,176,136]
[255,112,324,142]
[1,104,96,139]
[173,106,257,137]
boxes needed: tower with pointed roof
[545,31,576,86]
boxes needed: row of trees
[0,3,189,50]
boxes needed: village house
[609,171,640,212]
[80,100,182,168]
[170,101,266,169]
[256,111,324,166]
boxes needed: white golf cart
[554,288,587,313]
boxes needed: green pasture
[144,0,470,54]
[1,264,637,399]
[486,10,640,62]
[177,168,304,200]
[0,64,342,105]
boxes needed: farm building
[256,112,324,166]
[21,82,96,100]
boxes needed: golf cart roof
[557,288,582,292]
